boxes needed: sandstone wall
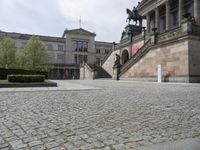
[189,38,200,75]
[102,50,120,77]
[80,66,93,80]
[120,39,189,82]
[188,37,200,82]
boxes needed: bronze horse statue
[126,8,143,26]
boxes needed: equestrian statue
[126,7,143,27]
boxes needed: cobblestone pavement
[0,80,200,150]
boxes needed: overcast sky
[0,0,140,42]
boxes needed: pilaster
[155,8,160,32]
[166,0,171,30]
[178,0,183,26]
[146,13,151,32]
[194,0,200,25]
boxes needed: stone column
[146,13,151,32]
[178,0,183,26]
[194,0,200,25]
[155,7,160,32]
[166,0,171,30]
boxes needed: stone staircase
[88,64,112,79]
[119,39,152,76]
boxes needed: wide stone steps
[119,39,152,76]
[88,64,112,79]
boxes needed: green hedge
[0,68,48,80]
[7,75,45,83]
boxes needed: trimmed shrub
[7,75,45,83]
[0,68,48,80]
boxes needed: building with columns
[101,0,200,82]
[139,0,200,33]
[0,28,113,79]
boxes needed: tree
[18,36,50,71]
[0,37,16,68]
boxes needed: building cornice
[138,0,167,16]
[62,28,96,37]
[0,31,65,43]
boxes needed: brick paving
[0,80,200,150]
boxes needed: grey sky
[0,0,140,42]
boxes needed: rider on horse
[132,7,139,19]
[126,6,143,26]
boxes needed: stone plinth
[112,66,120,80]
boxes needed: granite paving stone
[0,80,200,149]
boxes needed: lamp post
[127,27,134,43]
[142,27,146,43]
[151,27,157,44]
[113,42,116,52]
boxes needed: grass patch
[0,80,11,84]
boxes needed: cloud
[0,0,140,42]
[57,0,139,42]
[0,0,67,36]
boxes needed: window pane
[78,41,83,51]
[73,41,77,51]
[84,55,87,63]
[73,54,77,64]
[83,42,88,52]
[96,49,101,53]
[58,45,64,51]
[47,44,53,50]
[57,54,64,64]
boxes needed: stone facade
[0,28,113,79]
[80,64,94,80]
[120,38,189,82]
[138,0,200,32]
[102,50,120,77]
[101,0,200,82]
[188,37,200,82]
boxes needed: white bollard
[157,64,162,83]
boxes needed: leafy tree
[18,36,50,71]
[0,37,16,68]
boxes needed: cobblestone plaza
[0,80,200,149]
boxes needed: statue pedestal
[125,24,142,36]
[113,66,120,80]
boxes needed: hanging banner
[132,44,140,56]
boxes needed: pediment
[62,28,96,37]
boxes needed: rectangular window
[73,41,88,52]
[47,44,53,51]
[96,57,100,65]
[73,41,78,51]
[57,54,65,64]
[184,2,194,16]
[105,49,110,54]
[160,16,166,32]
[74,54,78,64]
[171,11,178,28]
[96,49,101,54]
[58,45,64,51]
[83,42,88,52]
[48,54,54,63]
[79,55,83,64]
[83,55,87,63]
[78,41,83,52]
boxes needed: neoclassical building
[0,28,113,79]
[139,0,200,32]
[100,0,200,82]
